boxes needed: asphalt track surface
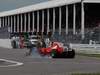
[0,48,100,75]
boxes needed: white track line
[0,59,23,67]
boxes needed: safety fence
[0,39,12,48]
[70,44,100,54]
[0,26,10,39]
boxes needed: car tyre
[68,49,75,58]
[51,49,58,58]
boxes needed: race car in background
[39,42,75,58]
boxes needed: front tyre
[51,49,58,58]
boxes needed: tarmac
[0,47,100,75]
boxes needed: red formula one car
[39,42,75,58]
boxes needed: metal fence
[0,26,9,39]
[51,28,100,44]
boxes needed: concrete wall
[0,39,12,48]
[70,44,100,54]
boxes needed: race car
[38,42,75,58]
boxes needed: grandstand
[0,0,100,44]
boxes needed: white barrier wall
[0,39,12,48]
[70,44,100,54]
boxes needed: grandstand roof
[0,0,100,17]
[84,0,100,3]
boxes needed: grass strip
[71,73,100,75]
[77,53,100,58]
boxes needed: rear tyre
[68,49,75,58]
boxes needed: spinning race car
[38,42,75,58]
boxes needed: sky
[0,0,48,12]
